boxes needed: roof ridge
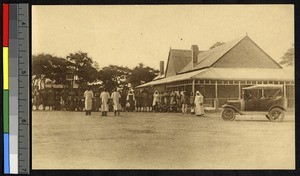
[194,36,245,68]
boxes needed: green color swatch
[3,90,9,133]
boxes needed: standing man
[135,90,141,112]
[141,89,148,112]
[84,86,94,116]
[126,90,136,112]
[180,91,188,114]
[33,86,41,110]
[194,91,205,116]
[94,90,100,112]
[120,89,127,112]
[48,87,55,110]
[111,88,121,116]
[152,91,160,112]
[100,87,110,116]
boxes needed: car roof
[242,84,283,90]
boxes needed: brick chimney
[191,45,199,64]
[160,61,164,75]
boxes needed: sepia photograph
[31,5,294,169]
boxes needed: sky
[32,5,294,70]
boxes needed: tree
[279,45,294,67]
[128,63,160,88]
[209,41,225,49]
[98,65,131,92]
[66,52,98,85]
[32,53,71,85]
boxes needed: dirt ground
[32,109,295,169]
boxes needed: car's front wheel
[268,107,284,122]
[221,108,236,121]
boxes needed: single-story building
[136,35,294,108]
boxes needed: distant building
[136,36,294,108]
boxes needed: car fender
[221,104,243,115]
[268,106,286,112]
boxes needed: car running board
[238,112,245,115]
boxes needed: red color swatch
[3,4,9,47]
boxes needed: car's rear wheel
[221,108,236,121]
[268,107,284,122]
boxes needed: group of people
[32,87,56,110]
[84,87,123,116]
[151,90,205,116]
[84,87,205,117]
[32,85,205,117]
[32,86,85,111]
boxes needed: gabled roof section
[179,36,244,73]
[212,36,282,69]
[165,49,192,77]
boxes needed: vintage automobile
[221,84,286,122]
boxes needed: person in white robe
[152,91,160,112]
[111,88,121,116]
[84,87,94,116]
[100,88,110,116]
[194,91,205,116]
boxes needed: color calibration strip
[3,4,10,174]
[3,3,30,174]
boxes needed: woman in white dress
[84,86,94,116]
[194,91,204,116]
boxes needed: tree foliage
[66,52,98,85]
[98,65,131,92]
[32,53,70,84]
[279,45,294,67]
[128,63,159,87]
[209,41,225,49]
[32,52,159,91]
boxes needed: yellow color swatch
[3,47,9,90]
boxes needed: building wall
[213,36,282,69]
[158,80,294,108]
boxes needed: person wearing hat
[111,88,121,116]
[84,86,94,116]
[100,87,110,116]
[194,91,204,116]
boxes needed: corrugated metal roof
[179,36,244,73]
[191,68,294,81]
[136,69,207,88]
[136,68,293,88]
[165,49,192,77]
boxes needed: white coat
[84,90,93,111]
[111,91,121,111]
[100,91,110,112]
